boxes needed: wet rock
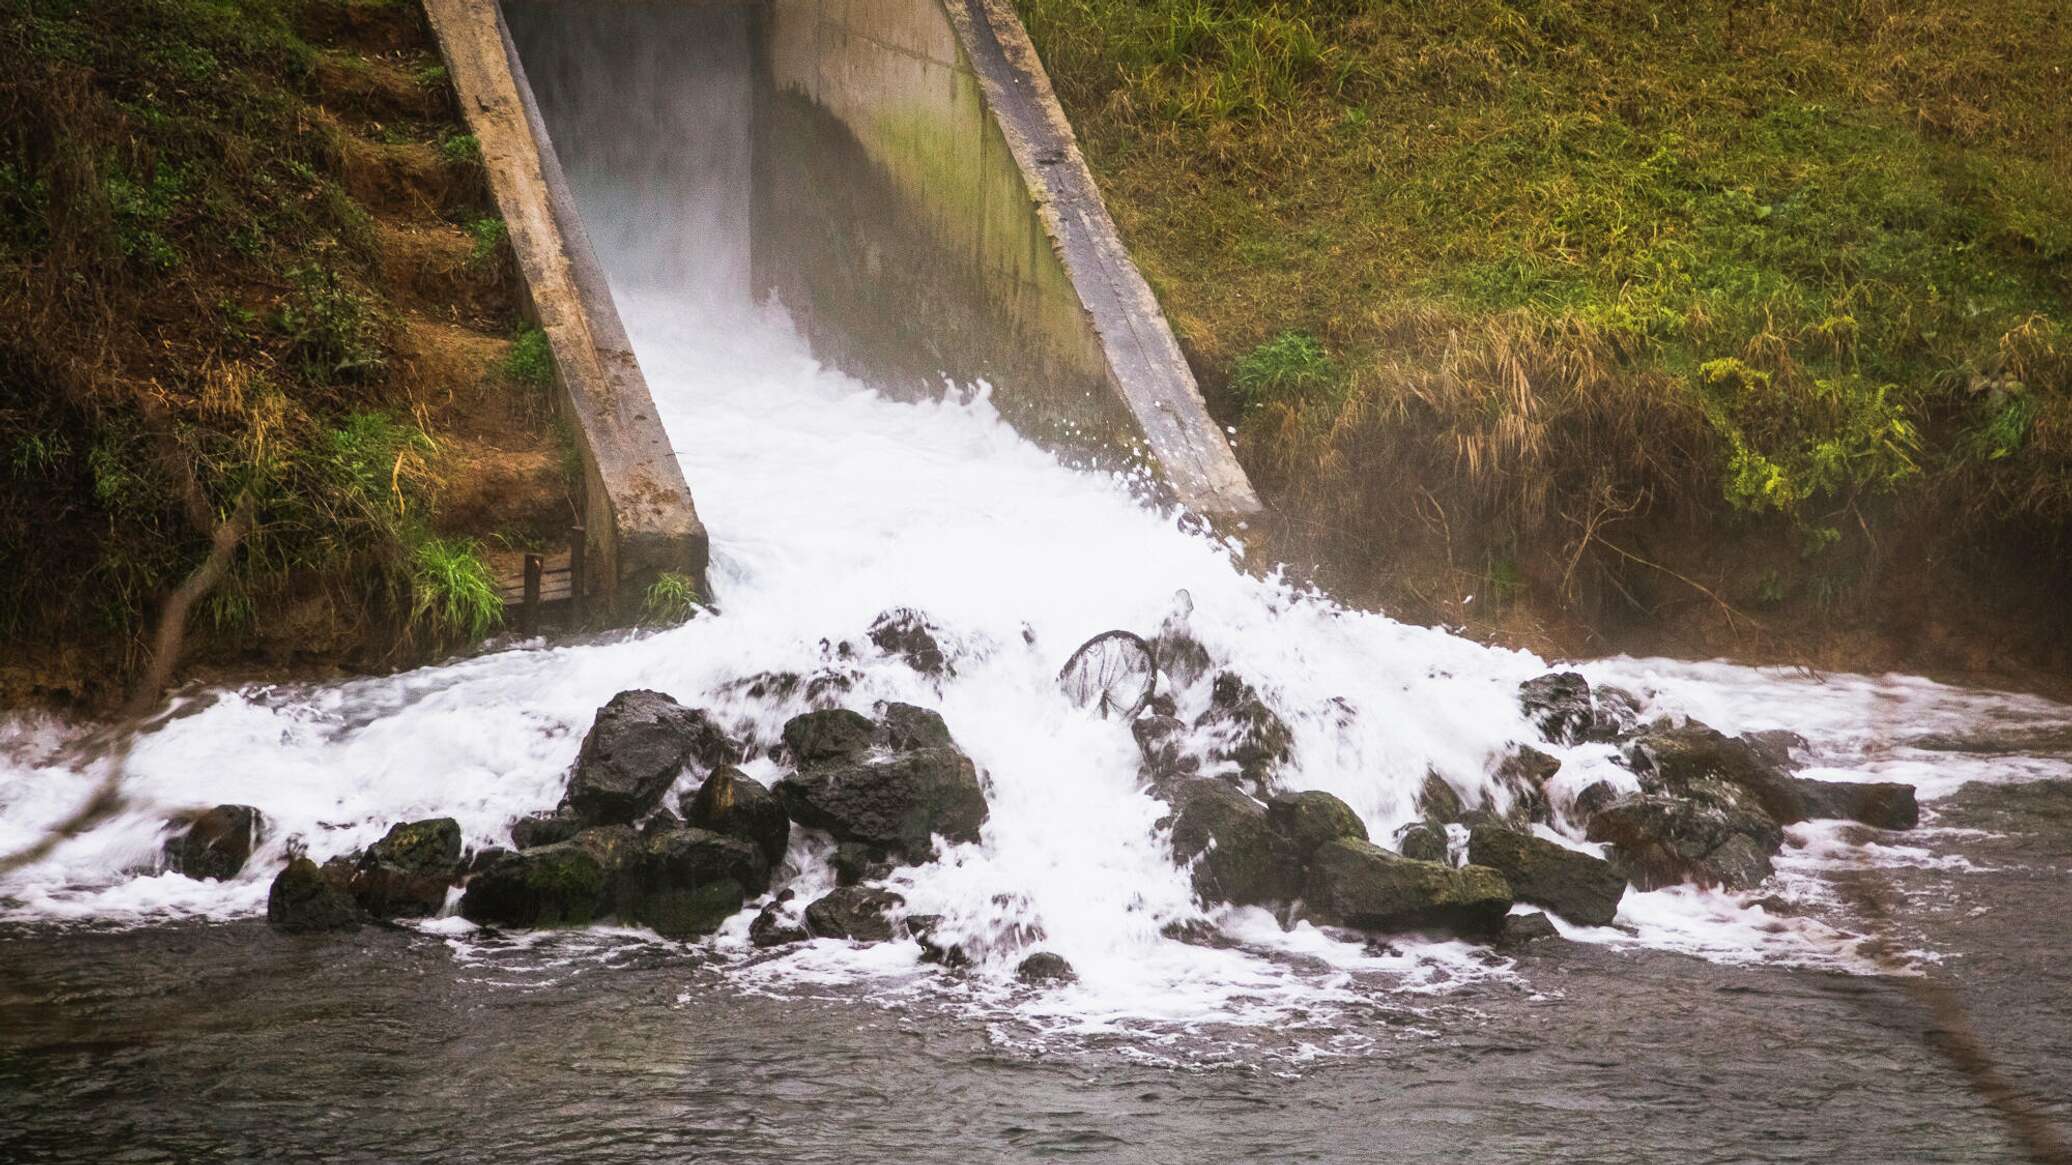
[1265,789,1368,860]
[267,857,360,933]
[1466,825,1624,927]
[1159,918,1238,948]
[776,744,987,861]
[1749,894,1801,916]
[615,827,766,939]
[681,766,790,865]
[908,914,970,967]
[1791,778,1919,830]
[465,846,511,876]
[875,702,954,752]
[1585,795,1781,891]
[1164,777,1299,907]
[569,691,741,826]
[350,817,462,918]
[1151,627,1212,690]
[1590,686,1643,740]
[1499,910,1560,945]
[1131,711,1197,789]
[749,902,809,948]
[1570,780,1622,821]
[1520,672,1595,745]
[1016,951,1077,984]
[1742,729,1810,771]
[1417,771,1466,823]
[511,809,582,850]
[1302,838,1512,935]
[830,841,893,887]
[1192,672,1293,791]
[163,804,265,881]
[868,608,948,675]
[1492,746,1559,826]
[640,809,685,839]
[1627,724,1805,826]
[803,885,905,942]
[780,708,875,765]
[1392,820,1449,864]
[459,826,633,928]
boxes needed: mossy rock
[1303,838,1511,935]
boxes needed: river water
[3,3,2071,1159]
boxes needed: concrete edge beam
[423,0,710,618]
[941,0,1262,519]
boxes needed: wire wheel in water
[1058,630,1156,719]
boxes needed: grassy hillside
[0,0,570,704]
[1021,0,2072,669]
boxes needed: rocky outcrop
[350,817,462,918]
[775,708,987,860]
[1466,825,1624,926]
[1016,951,1077,984]
[804,885,905,941]
[868,608,948,676]
[163,804,265,881]
[681,766,790,866]
[1793,778,1919,830]
[1265,789,1368,859]
[568,690,741,825]
[1193,672,1292,791]
[511,809,582,850]
[1585,795,1781,890]
[615,826,766,939]
[459,826,633,928]
[750,899,809,947]
[1392,820,1450,864]
[1302,838,1512,934]
[1165,777,1299,907]
[267,856,360,933]
[1519,672,1635,744]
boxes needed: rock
[777,747,987,860]
[615,827,766,939]
[267,857,360,933]
[804,885,905,941]
[1499,910,1560,945]
[1131,711,1198,789]
[1192,672,1292,791]
[1302,838,1512,935]
[163,804,265,881]
[1016,951,1077,984]
[1466,825,1624,926]
[868,608,948,675]
[641,809,685,839]
[749,903,809,947]
[459,826,634,928]
[1585,795,1781,890]
[908,914,969,967]
[1742,729,1809,771]
[1265,789,1368,859]
[875,702,954,752]
[1590,686,1643,740]
[350,817,462,918]
[1628,723,1807,825]
[1520,672,1595,745]
[781,708,875,765]
[1791,778,1919,830]
[1417,771,1466,823]
[1493,746,1559,825]
[1164,777,1298,907]
[465,846,510,876]
[569,690,741,826]
[830,841,893,887]
[1392,820,1450,864]
[1151,627,1212,689]
[1570,780,1622,821]
[681,766,791,865]
[511,809,582,850]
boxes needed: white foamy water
[7,6,2072,1031]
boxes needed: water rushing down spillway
[7,10,2072,1038]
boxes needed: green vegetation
[466,215,507,267]
[505,326,555,390]
[641,571,700,626]
[1022,0,2071,627]
[0,0,522,684]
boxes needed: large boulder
[775,708,987,861]
[1016,951,1077,984]
[1192,672,1292,791]
[614,827,766,939]
[1391,820,1450,864]
[1302,838,1512,934]
[350,817,462,918]
[163,804,265,881]
[267,857,359,933]
[1585,795,1780,890]
[804,885,905,941]
[1792,778,1919,830]
[1165,777,1299,907]
[568,691,741,825]
[1627,724,1805,823]
[681,766,790,866]
[511,809,582,850]
[459,826,635,928]
[1519,672,1595,745]
[1265,789,1368,860]
[1466,825,1624,927]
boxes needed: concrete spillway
[427,0,1259,618]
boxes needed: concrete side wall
[423,0,709,616]
[757,0,1260,518]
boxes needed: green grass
[641,571,699,625]
[504,325,554,389]
[465,215,507,267]
[1021,0,2072,608]
[409,535,503,642]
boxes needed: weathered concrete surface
[422,0,708,616]
[756,0,1261,519]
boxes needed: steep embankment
[0,0,569,707]
[1019,0,2072,682]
